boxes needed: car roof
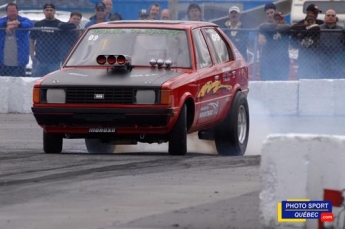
[87,20,218,30]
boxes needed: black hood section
[40,68,184,88]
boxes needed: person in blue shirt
[85,2,109,28]
[0,3,33,77]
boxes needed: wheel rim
[237,105,247,144]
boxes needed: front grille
[66,88,135,104]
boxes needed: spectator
[290,4,323,49]
[148,3,160,20]
[30,3,62,77]
[258,12,291,80]
[89,0,122,21]
[85,2,109,28]
[258,2,277,79]
[300,4,324,25]
[258,3,277,46]
[138,9,149,20]
[0,3,33,77]
[58,11,82,62]
[319,9,344,79]
[187,3,203,21]
[224,6,248,62]
[110,12,122,21]
[264,3,277,23]
[291,15,321,79]
[161,9,172,20]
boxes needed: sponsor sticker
[199,101,219,118]
[89,128,116,133]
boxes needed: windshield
[66,28,191,68]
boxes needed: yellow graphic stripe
[277,203,306,223]
[287,199,310,201]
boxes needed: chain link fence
[0,27,344,79]
[222,27,345,81]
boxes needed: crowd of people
[0,1,204,77]
[0,1,344,79]
[231,2,345,80]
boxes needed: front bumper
[32,107,173,129]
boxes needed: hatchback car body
[32,20,250,156]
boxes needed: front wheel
[43,131,63,154]
[85,139,116,154]
[168,104,187,155]
[214,91,249,156]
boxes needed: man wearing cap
[30,3,62,77]
[84,2,109,28]
[301,4,324,25]
[0,3,33,77]
[138,9,149,20]
[89,0,122,21]
[225,6,248,61]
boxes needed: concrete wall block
[333,79,345,116]
[21,77,40,113]
[248,81,270,116]
[299,80,334,116]
[260,134,309,229]
[0,77,10,113]
[248,81,299,116]
[7,77,24,113]
[260,134,345,229]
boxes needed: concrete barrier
[260,134,345,229]
[0,77,345,115]
[1,77,39,114]
[248,81,299,116]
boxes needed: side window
[204,28,230,63]
[192,29,212,69]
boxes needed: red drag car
[32,20,250,156]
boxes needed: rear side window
[204,28,230,64]
[192,29,212,69]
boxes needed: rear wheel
[168,104,187,155]
[214,91,249,156]
[43,131,63,154]
[85,139,116,154]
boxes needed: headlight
[135,90,156,104]
[46,89,66,103]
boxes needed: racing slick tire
[168,104,187,156]
[43,131,63,154]
[85,139,116,154]
[214,91,249,156]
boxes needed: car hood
[40,68,185,88]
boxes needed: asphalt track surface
[0,114,344,229]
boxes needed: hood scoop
[96,54,133,72]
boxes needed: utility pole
[169,0,179,20]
